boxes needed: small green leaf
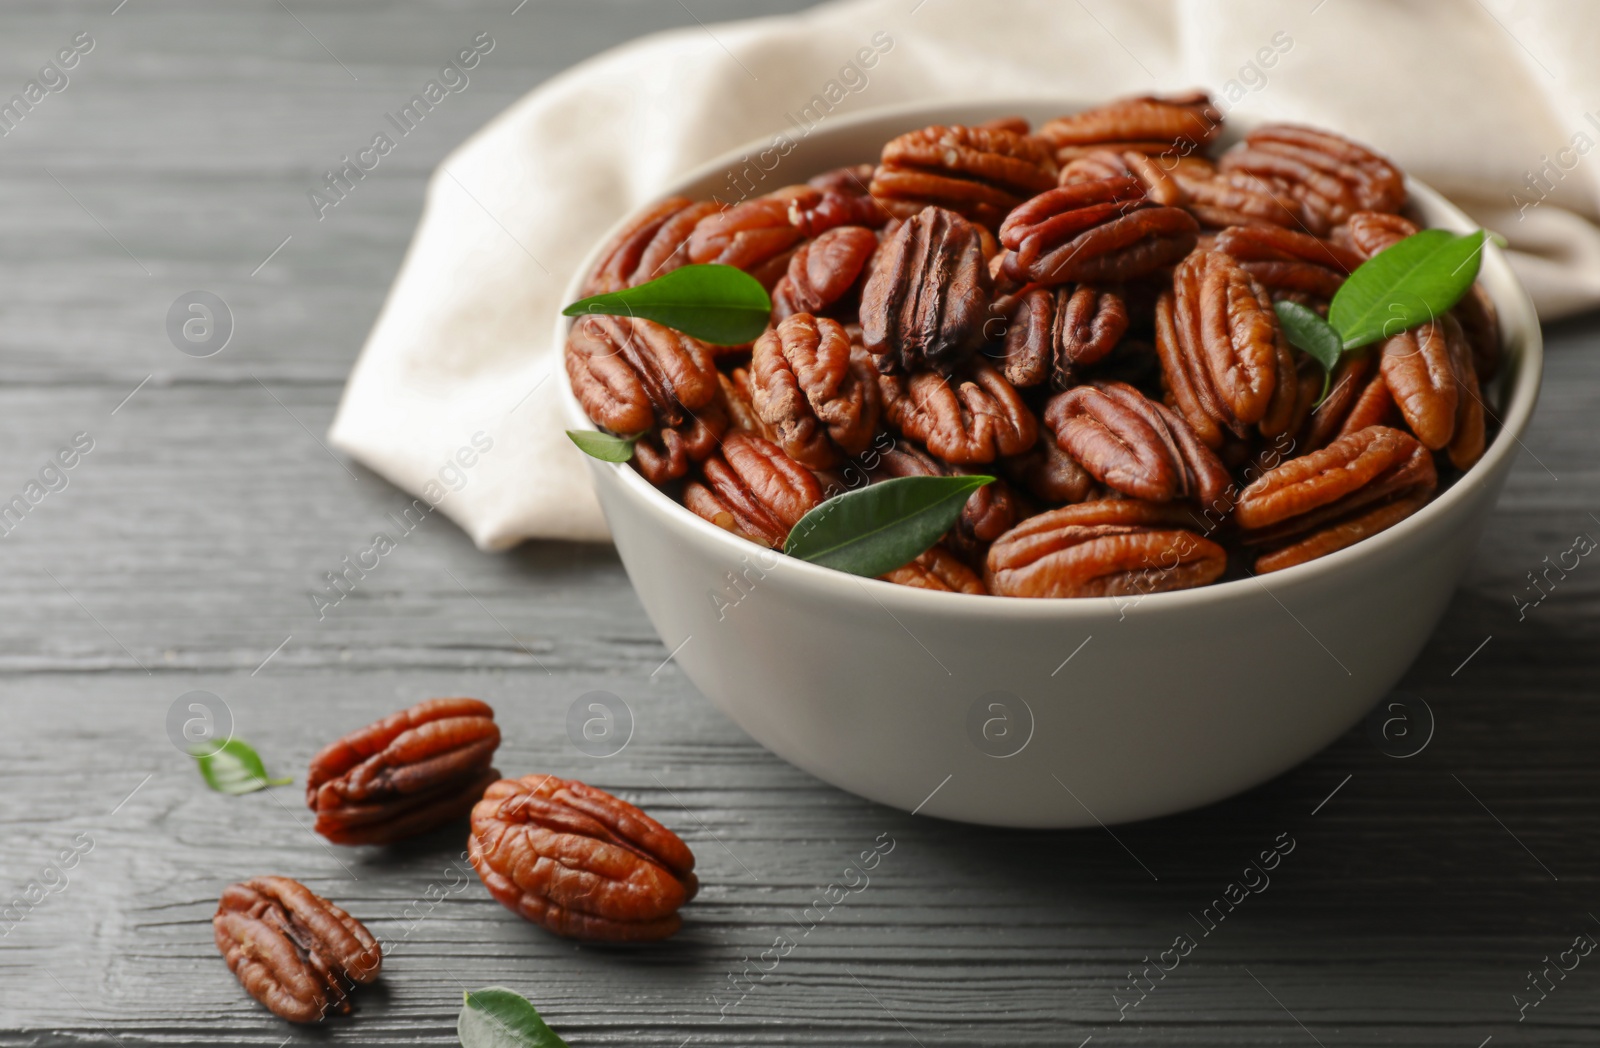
[1328,229,1486,350]
[563,263,771,345]
[190,739,291,795]
[566,429,638,463]
[1273,300,1342,372]
[784,475,994,579]
[459,987,572,1048]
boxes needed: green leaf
[562,263,771,345]
[784,474,994,578]
[190,739,291,795]
[459,987,572,1048]
[1327,229,1486,350]
[1273,300,1342,373]
[566,429,638,463]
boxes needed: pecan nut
[214,877,382,1024]
[688,185,883,287]
[1001,433,1098,505]
[683,431,822,548]
[565,314,719,434]
[870,124,1058,229]
[1217,124,1405,235]
[306,698,501,845]
[772,225,879,321]
[1302,352,1393,452]
[468,774,698,942]
[986,499,1227,598]
[1379,315,1463,450]
[1060,149,1185,206]
[1235,425,1437,561]
[878,361,1037,464]
[750,313,880,468]
[583,197,719,295]
[859,206,992,373]
[1167,156,1301,229]
[1037,91,1222,162]
[1044,380,1229,505]
[998,177,1198,285]
[998,284,1128,389]
[1155,249,1293,447]
[632,399,729,486]
[881,544,987,593]
[1211,224,1360,302]
[1253,493,1433,574]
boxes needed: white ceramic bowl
[558,100,1542,828]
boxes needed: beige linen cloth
[329,0,1600,550]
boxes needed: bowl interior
[557,98,1543,616]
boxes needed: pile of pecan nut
[567,91,1499,598]
[216,698,698,1023]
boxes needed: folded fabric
[329,0,1600,550]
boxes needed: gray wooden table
[1,2,1597,1045]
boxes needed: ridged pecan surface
[1037,91,1221,161]
[998,177,1198,285]
[1045,380,1229,505]
[871,124,1058,229]
[307,698,501,846]
[565,315,718,434]
[750,313,880,468]
[859,206,991,373]
[1218,124,1405,234]
[583,197,718,295]
[986,499,1226,598]
[879,362,1037,464]
[683,432,822,548]
[214,877,381,1024]
[771,225,880,321]
[880,544,987,593]
[468,775,698,941]
[998,284,1128,389]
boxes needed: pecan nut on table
[213,877,382,1024]
[468,774,700,941]
[306,697,501,845]
[568,91,1502,596]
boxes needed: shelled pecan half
[632,400,729,485]
[750,313,880,468]
[683,431,822,548]
[880,544,987,593]
[1217,124,1405,235]
[1000,433,1099,505]
[1154,249,1293,447]
[998,177,1198,285]
[1044,380,1229,505]
[1235,425,1437,570]
[583,197,719,295]
[1211,224,1360,302]
[687,184,878,288]
[771,225,880,321]
[878,361,1037,464]
[860,205,991,373]
[1379,315,1463,450]
[986,499,1226,598]
[870,124,1058,229]
[565,314,719,435]
[468,774,698,942]
[997,284,1129,389]
[1301,352,1392,452]
[1037,91,1222,162]
[1167,156,1302,229]
[214,877,381,1024]
[306,698,501,846]
[1059,149,1184,206]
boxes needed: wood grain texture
[0,2,1598,1045]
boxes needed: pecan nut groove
[565,315,719,434]
[307,698,501,846]
[214,877,382,1024]
[1038,91,1222,162]
[772,225,880,321]
[860,206,992,373]
[583,197,718,295]
[1044,380,1229,505]
[468,774,698,942]
[683,432,822,548]
[986,499,1226,598]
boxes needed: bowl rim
[557,97,1544,619]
